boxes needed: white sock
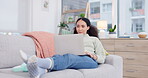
[20,50,53,69]
[27,56,46,78]
[20,50,29,64]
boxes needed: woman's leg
[20,51,53,78]
[20,50,54,70]
[52,54,98,70]
[26,54,98,71]
[20,51,98,77]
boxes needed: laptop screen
[54,34,84,55]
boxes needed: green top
[83,34,107,63]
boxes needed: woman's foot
[19,50,53,78]
[27,56,46,78]
[20,50,53,69]
[20,50,29,63]
[20,50,47,78]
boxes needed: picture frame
[42,0,49,12]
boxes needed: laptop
[54,34,84,55]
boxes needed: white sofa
[0,34,123,78]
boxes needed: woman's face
[76,20,90,34]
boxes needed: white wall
[119,0,131,35]
[0,0,61,34]
[0,0,18,31]
[31,0,61,34]
[0,0,29,33]
[145,0,148,33]
[112,0,117,27]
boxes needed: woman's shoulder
[89,36,103,46]
[89,36,100,41]
[89,36,99,39]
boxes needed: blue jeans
[51,54,98,70]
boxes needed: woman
[20,18,107,78]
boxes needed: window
[132,0,145,16]
[90,2,100,14]
[133,0,143,9]
[107,24,112,31]
[118,0,147,38]
[89,0,112,38]
[132,19,145,32]
[102,3,112,12]
[90,2,100,20]
[62,0,88,30]
[62,0,87,12]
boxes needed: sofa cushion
[78,64,116,78]
[43,69,84,78]
[0,73,29,78]
[0,68,29,77]
[0,68,84,78]
[0,35,35,68]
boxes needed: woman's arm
[94,38,107,63]
[85,52,98,60]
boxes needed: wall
[100,0,112,24]
[119,0,131,36]
[0,0,61,34]
[0,0,29,33]
[145,0,148,33]
[31,0,61,34]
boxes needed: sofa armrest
[105,55,123,78]
[105,55,123,67]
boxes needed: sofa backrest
[0,35,35,68]
[0,34,84,68]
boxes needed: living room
[0,0,148,78]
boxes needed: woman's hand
[85,52,98,60]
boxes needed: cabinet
[100,38,148,78]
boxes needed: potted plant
[68,17,74,23]
[129,8,135,11]
[58,22,68,28]
[108,25,117,38]
[79,13,85,18]
[58,22,69,35]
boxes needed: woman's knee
[64,54,77,59]
[63,54,78,62]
